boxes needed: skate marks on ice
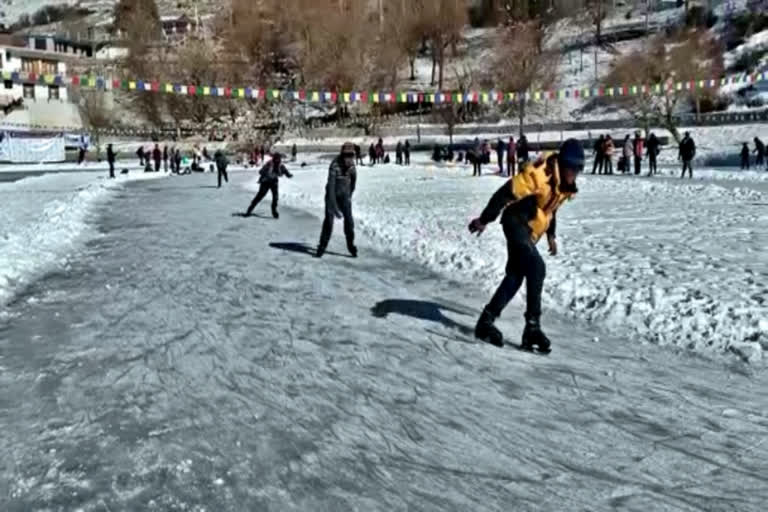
[231,212,272,219]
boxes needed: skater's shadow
[269,242,352,258]
[371,299,475,337]
[232,212,271,219]
[199,185,220,189]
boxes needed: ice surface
[0,171,164,308]
[264,156,768,360]
[1,170,767,510]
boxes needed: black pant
[247,181,278,217]
[592,155,603,174]
[108,161,115,178]
[78,149,86,164]
[318,194,354,251]
[404,153,410,165]
[154,159,161,172]
[741,158,750,170]
[604,158,613,174]
[473,161,482,176]
[756,153,764,167]
[648,155,657,175]
[681,159,693,178]
[485,222,545,322]
[217,164,229,187]
[634,156,641,175]
[497,152,503,173]
[396,153,402,165]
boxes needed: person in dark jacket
[517,134,529,170]
[679,132,696,178]
[163,145,169,172]
[741,143,750,170]
[354,144,363,166]
[468,139,584,352]
[754,137,765,169]
[291,143,298,162]
[137,146,145,166]
[646,133,660,176]
[152,144,162,173]
[245,153,293,218]
[592,135,605,175]
[404,140,411,165]
[316,143,358,258]
[107,144,116,179]
[395,141,403,165]
[496,138,506,175]
[214,149,229,187]
[369,143,376,165]
[174,149,182,174]
[471,139,483,176]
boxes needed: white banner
[0,132,66,163]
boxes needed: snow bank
[262,160,767,361]
[0,171,166,308]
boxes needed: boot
[475,308,503,347]
[272,209,279,219]
[347,241,358,258]
[521,319,551,353]
[315,244,326,258]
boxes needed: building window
[48,85,59,100]
[23,84,35,99]
[5,50,10,61]
[35,37,47,50]
[4,80,12,90]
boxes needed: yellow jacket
[510,155,576,241]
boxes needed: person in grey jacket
[245,153,292,218]
[316,143,358,258]
[214,149,229,188]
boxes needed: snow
[257,155,768,361]
[0,170,165,308]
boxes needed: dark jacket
[107,146,116,163]
[326,156,357,202]
[646,135,660,156]
[214,150,229,169]
[152,148,161,161]
[258,160,292,183]
[679,136,696,161]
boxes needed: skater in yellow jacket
[468,139,584,352]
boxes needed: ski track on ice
[268,157,768,363]
[1,171,767,510]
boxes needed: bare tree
[602,29,724,142]
[73,88,114,158]
[490,21,560,135]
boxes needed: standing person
[152,144,162,173]
[163,145,169,172]
[376,138,384,164]
[468,139,584,351]
[646,133,660,176]
[106,143,116,179]
[214,149,229,187]
[622,135,633,174]
[472,139,483,177]
[753,137,765,169]
[633,131,644,175]
[741,143,750,170]
[507,136,517,177]
[603,135,615,175]
[395,141,403,165]
[316,143,358,258]
[354,144,363,166]
[592,135,605,175]
[291,143,298,162]
[679,132,696,178]
[517,134,529,171]
[77,134,88,165]
[496,138,506,175]
[369,143,376,166]
[245,153,293,218]
[137,146,145,166]
[404,140,411,165]
[174,148,182,174]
